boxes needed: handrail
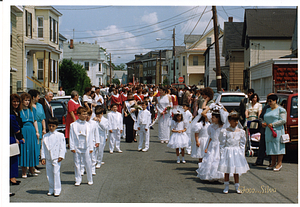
[26,76,53,92]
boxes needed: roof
[223,22,244,54]
[59,33,67,41]
[184,35,202,44]
[242,8,296,45]
[175,46,186,56]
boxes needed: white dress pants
[109,129,121,152]
[46,159,61,195]
[138,125,150,150]
[96,141,106,165]
[73,150,93,184]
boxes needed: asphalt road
[9,123,298,203]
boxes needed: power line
[55,6,112,10]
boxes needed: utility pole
[159,50,162,84]
[109,53,112,84]
[173,27,176,84]
[212,6,222,92]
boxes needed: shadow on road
[62,171,74,175]
[26,190,48,195]
[61,181,76,185]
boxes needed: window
[37,17,43,38]
[49,16,52,41]
[84,62,89,71]
[99,77,102,85]
[99,63,102,72]
[25,11,32,38]
[193,56,198,66]
[183,56,185,66]
[37,59,43,80]
[53,19,57,43]
[50,60,57,83]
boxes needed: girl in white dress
[196,106,226,182]
[167,112,190,164]
[218,112,250,194]
[191,115,210,163]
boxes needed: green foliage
[113,63,126,70]
[163,78,169,86]
[59,59,91,96]
[112,78,120,85]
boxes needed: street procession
[6,3,298,204]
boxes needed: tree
[112,78,120,85]
[113,63,126,70]
[59,59,91,96]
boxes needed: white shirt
[41,131,66,160]
[95,93,104,105]
[69,119,94,152]
[87,119,100,144]
[107,111,123,131]
[137,109,151,129]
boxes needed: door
[27,55,34,89]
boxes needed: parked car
[50,100,67,134]
[52,95,82,107]
[171,83,188,89]
[214,91,246,112]
[275,91,298,148]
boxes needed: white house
[63,40,109,86]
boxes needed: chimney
[95,40,97,45]
[228,17,233,22]
[70,39,74,49]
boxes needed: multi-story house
[164,46,185,85]
[242,8,297,91]
[63,40,110,87]
[10,6,23,94]
[222,17,244,91]
[179,28,223,87]
[13,6,63,94]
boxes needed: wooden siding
[229,51,244,91]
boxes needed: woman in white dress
[245,93,262,129]
[156,88,172,143]
[218,112,250,194]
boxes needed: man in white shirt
[137,101,151,152]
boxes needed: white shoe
[96,164,101,169]
[235,183,241,194]
[182,158,186,164]
[223,181,229,194]
[177,157,180,164]
[117,150,123,153]
[142,148,148,152]
[138,148,142,152]
[161,141,164,144]
[47,192,53,196]
[88,181,93,185]
[101,162,105,165]
[75,182,81,186]
[110,151,113,154]
[165,141,168,144]
[34,169,41,174]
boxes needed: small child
[108,103,123,153]
[41,117,66,197]
[167,111,190,164]
[191,115,210,163]
[94,106,108,168]
[137,101,151,152]
[196,108,225,181]
[86,109,100,175]
[69,107,94,186]
[218,112,249,194]
[182,104,193,155]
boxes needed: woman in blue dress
[262,94,286,172]
[19,93,40,178]
[28,90,46,172]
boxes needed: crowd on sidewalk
[9,83,287,197]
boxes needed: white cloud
[140,12,165,38]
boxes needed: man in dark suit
[238,89,254,127]
[39,91,54,132]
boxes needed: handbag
[280,134,290,143]
[10,143,20,157]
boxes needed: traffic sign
[178,77,184,82]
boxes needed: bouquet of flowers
[134,105,143,111]
[269,126,277,138]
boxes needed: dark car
[275,92,298,149]
[50,100,67,134]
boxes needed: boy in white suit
[41,117,66,197]
[86,109,100,175]
[107,103,123,153]
[69,107,94,186]
[182,104,193,154]
[137,101,151,152]
[93,106,108,169]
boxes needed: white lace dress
[167,120,190,149]
[218,127,250,174]
[191,121,210,159]
[157,95,172,141]
[196,123,224,181]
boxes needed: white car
[214,91,246,112]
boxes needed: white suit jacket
[87,119,100,145]
[183,110,193,133]
[69,119,94,152]
[107,111,123,131]
[41,131,66,161]
[137,109,151,130]
[98,116,108,144]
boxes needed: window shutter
[25,11,28,36]
[49,16,52,41]
[30,13,32,38]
